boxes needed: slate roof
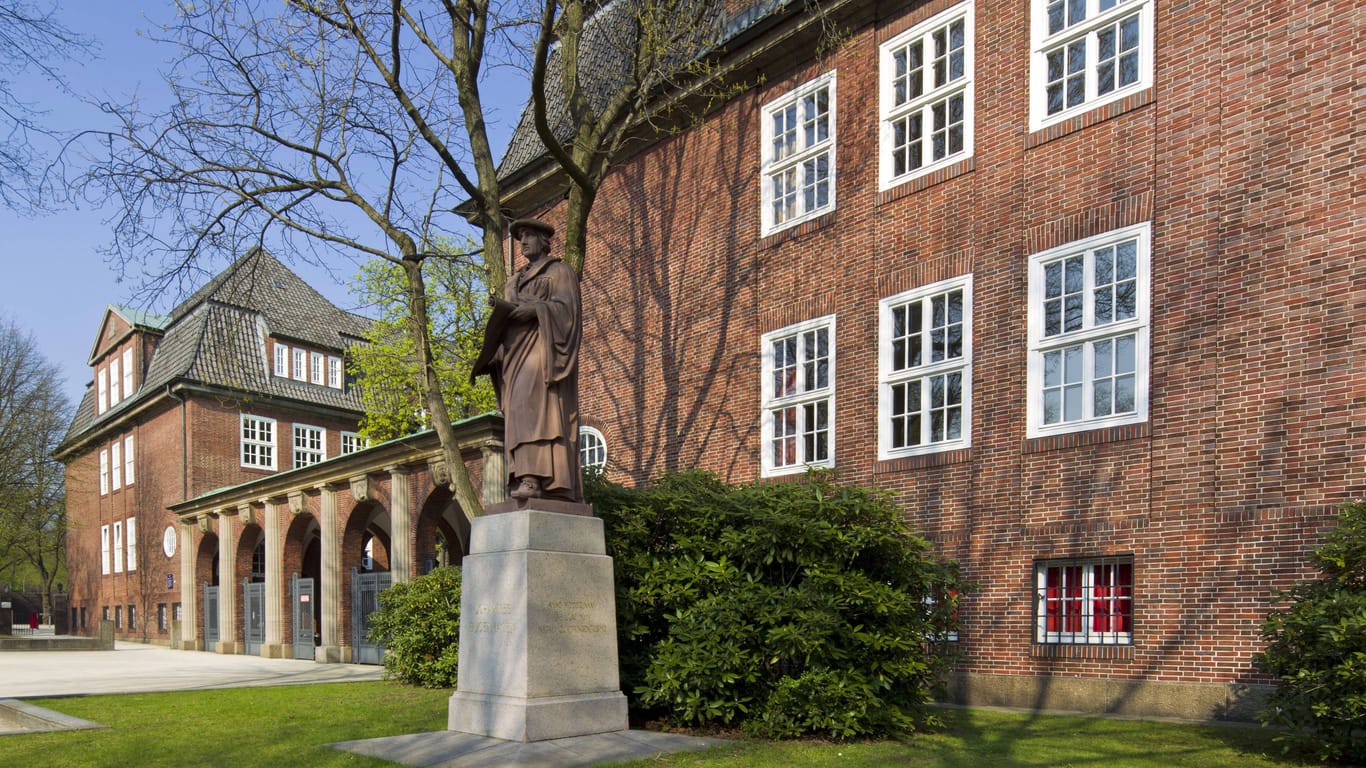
[59,250,371,452]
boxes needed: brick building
[492,0,1364,719]
[57,251,378,647]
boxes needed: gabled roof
[58,250,371,455]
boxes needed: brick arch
[342,501,390,574]
[283,513,321,649]
[415,486,470,572]
[194,531,220,646]
[235,523,265,584]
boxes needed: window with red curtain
[1036,557,1133,644]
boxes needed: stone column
[263,497,285,657]
[216,509,238,654]
[317,483,342,663]
[480,442,507,508]
[388,466,412,583]
[178,521,198,650]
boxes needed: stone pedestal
[448,506,628,742]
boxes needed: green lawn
[0,683,1319,768]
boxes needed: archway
[415,485,470,572]
[342,501,391,664]
[284,513,321,657]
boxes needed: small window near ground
[1034,556,1133,645]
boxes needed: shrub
[588,469,962,739]
[1256,499,1366,762]
[367,566,462,688]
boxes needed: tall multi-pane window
[327,356,343,389]
[879,2,974,189]
[879,276,972,458]
[1027,224,1149,437]
[112,521,124,573]
[1035,556,1133,644]
[340,431,368,455]
[111,441,122,490]
[1030,0,1152,130]
[97,367,108,414]
[761,316,835,477]
[310,352,325,385]
[99,449,109,495]
[125,517,137,572]
[274,343,289,377]
[760,72,836,235]
[579,427,607,471]
[292,348,307,381]
[241,415,277,469]
[109,357,121,405]
[100,525,111,575]
[124,435,135,485]
[122,348,134,395]
[293,424,325,468]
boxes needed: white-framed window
[292,348,308,381]
[1029,0,1153,131]
[760,71,837,235]
[97,367,108,414]
[122,348,134,396]
[241,414,277,469]
[760,315,835,477]
[125,517,137,572]
[1027,223,1150,437]
[99,449,109,495]
[879,2,974,189]
[1035,556,1133,644]
[108,357,120,405]
[340,431,368,455]
[579,426,607,471]
[293,424,325,468]
[100,525,111,575]
[112,521,124,573]
[124,435,135,485]
[878,276,973,458]
[273,342,289,377]
[110,440,122,491]
[327,356,343,389]
[310,352,325,385]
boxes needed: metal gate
[350,569,391,665]
[202,583,219,651]
[243,580,266,656]
[291,574,317,660]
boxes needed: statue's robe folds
[494,256,582,500]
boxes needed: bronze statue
[472,218,583,503]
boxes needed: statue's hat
[509,218,555,239]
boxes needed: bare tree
[75,0,729,516]
[0,0,95,209]
[0,318,70,623]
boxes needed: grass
[0,683,1323,768]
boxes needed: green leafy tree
[367,566,462,687]
[350,243,496,442]
[1257,499,1366,762]
[588,470,963,739]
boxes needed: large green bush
[367,565,462,687]
[588,470,962,739]
[1257,499,1366,762]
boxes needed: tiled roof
[59,250,369,452]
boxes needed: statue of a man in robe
[472,218,583,503]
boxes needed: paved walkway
[0,640,727,766]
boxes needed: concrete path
[0,640,728,766]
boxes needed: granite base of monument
[447,505,628,743]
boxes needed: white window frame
[124,435,135,485]
[293,424,326,468]
[760,315,836,477]
[108,357,120,405]
[273,342,289,377]
[310,352,325,385]
[99,449,109,495]
[340,431,369,455]
[97,367,108,414]
[1026,223,1150,437]
[241,414,278,469]
[292,348,308,381]
[100,525,111,575]
[112,521,124,574]
[110,440,122,491]
[760,71,837,236]
[125,517,137,572]
[327,356,343,389]
[879,2,975,190]
[579,426,607,471]
[1034,556,1133,645]
[878,275,973,459]
[122,348,134,396]
[1029,0,1153,131]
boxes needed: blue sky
[0,1,524,406]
